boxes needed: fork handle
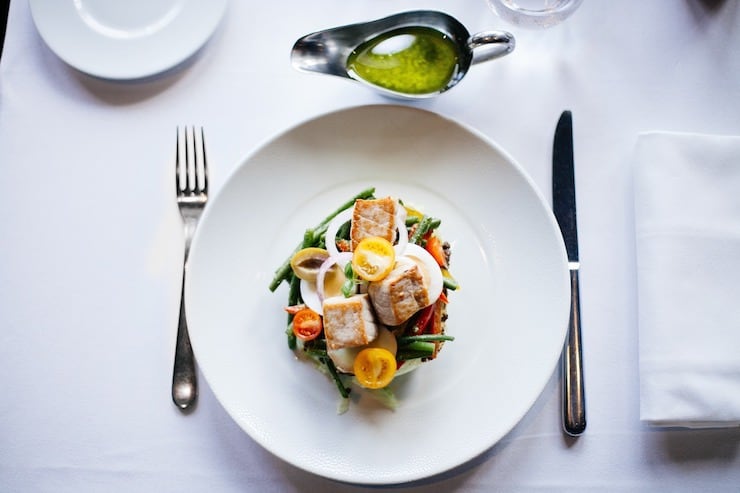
[172,271,197,410]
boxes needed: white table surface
[2,0,740,491]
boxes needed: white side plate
[29,0,227,80]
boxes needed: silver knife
[552,110,586,436]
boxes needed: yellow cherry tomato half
[352,236,395,281]
[353,348,397,389]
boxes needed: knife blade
[552,110,586,436]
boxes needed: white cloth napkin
[634,131,740,428]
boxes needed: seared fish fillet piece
[322,294,379,350]
[350,197,397,250]
[368,258,430,326]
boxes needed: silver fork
[172,126,208,410]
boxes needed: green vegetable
[318,187,376,229]
[397,349,434,361]
[285,275,301,349]
[301,336,328,359]
[443,276,459,291]
[405,216,420,227]
[322,357,352,399]
[398,334,455,344]
[285,323,297,351]
[409,215,441,244]
[303,347,328,359]
[341,262,356,298]
[396,336,454,360]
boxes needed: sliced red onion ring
[315,252,353,304]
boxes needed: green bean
[308,188,376,242]
[396,350,432,361]
[443,276,459,291]
[285,275,301,349]
[269,259,295,292]
[285,323,297,350]
[398,341,436,354]
[287,272,301,306]
[303,347,328,359]
[316,187,375,229]
[398,334,455,344]
[409,215,441,244]
[301,228,315,248]
[322,357,352,399]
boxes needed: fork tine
[199,127,208,194]
[186,126,195,194]
[175,126,208,197]
[175,127,182,194]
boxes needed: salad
[269,188,458,411]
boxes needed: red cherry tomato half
[292,308,323,341]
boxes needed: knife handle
[563,268,586,436]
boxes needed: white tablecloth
[1,0,739,491]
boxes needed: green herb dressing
[346,27,460,95]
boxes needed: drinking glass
[487,0,583,29]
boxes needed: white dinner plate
[29,0,227,80]
[186,105,569,485]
